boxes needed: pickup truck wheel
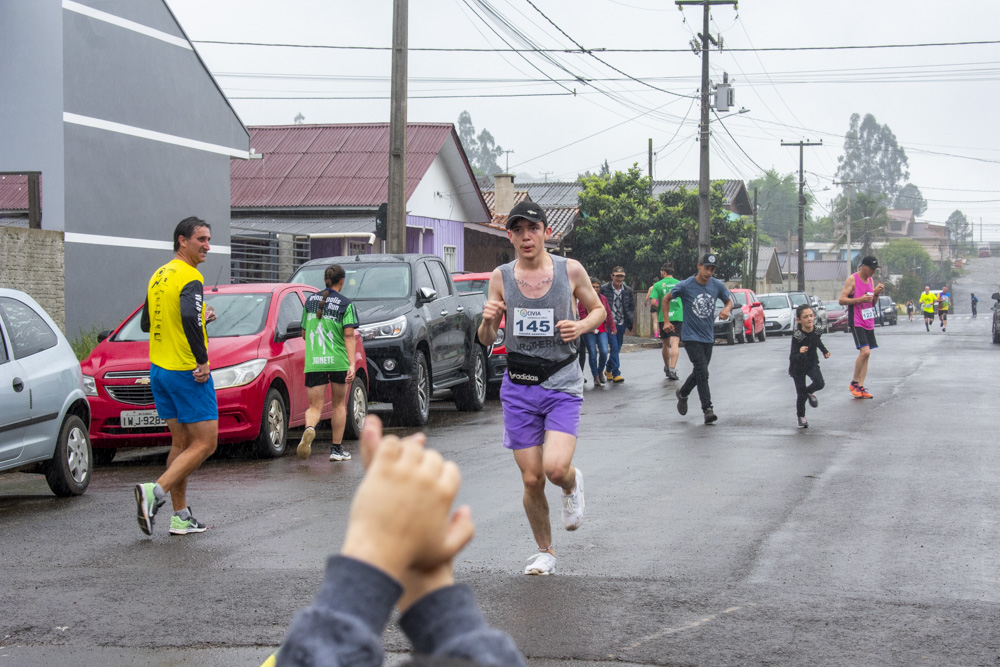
[253,388,287,458]
[394,354,430,426]
[454,346,487,412]
[343,376,368,440]
[44,414,92,497]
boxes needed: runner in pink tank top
[837,256,884,399]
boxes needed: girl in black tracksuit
[788,304,830,428]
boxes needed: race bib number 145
[513,308,554,336]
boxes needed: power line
[227,91,576,100]
[191,38,1000,53]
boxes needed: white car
[0,289,92,496]
[758,293,795,336]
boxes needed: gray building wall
[1,0,249,337]
[0,0,66,229]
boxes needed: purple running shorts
[500,379,583,450]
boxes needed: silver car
[758,293,795,335]
[0,288,92,496]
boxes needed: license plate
[121,410,166,428]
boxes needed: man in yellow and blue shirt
[134,217,218,537]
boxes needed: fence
[230,232,311,284]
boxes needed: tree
[577,159,611,180]
[572,165,752,287]
[946,210,971,248]
[893,183,927,216]
[879,238,931,276]
[746,169,811,246]
[456,111,505,177]
[835,113,909,204]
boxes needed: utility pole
[676,0,737,260]
[750,187,759,290]
[782,139,822,290]
[386,0,408,254]
[648,138,654,196]
[834,179,862,278]
[502,149,514,173]
[540,171,553,183]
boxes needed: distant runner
[918,286,936,332]
[937,286,950,332]
[648,263,682,380]
[789,303,830,429]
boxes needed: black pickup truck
[291,254,488,426]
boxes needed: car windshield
[824,301,842,312]
[732,292,750,306]
[295,264,411,299]
[115,292,273,341]
[454,279,489,296]
[788,293,810,306]
[759,295,790,309]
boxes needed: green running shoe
[169,510,208,535]
[134,483,164,536]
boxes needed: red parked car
[452,272,506,394]
[729,288,767,342]
[79,283,367,462]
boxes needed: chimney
[493,173,515,217]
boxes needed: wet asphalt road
[2,259,999,666]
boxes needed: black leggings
[680,341,714,410]
[792,365,825,417]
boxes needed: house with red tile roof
[230,123,501,278]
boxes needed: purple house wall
[309,215,466,269]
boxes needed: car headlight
[357,315,407,341]
[82,375,97,396]
[210,358,267,389]
[495,327,505,347]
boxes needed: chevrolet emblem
[135,377,151,385]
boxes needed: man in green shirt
[647,263,683,380]
[297,264,359,462]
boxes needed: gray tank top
[500,254,583,396]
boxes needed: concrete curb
[619,341,662,353]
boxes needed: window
[0,325,8,364]
[0,297,58,359]
[415,262,435,296]
[348,240,368,256]
[426,261,452,296]
[443,245,457,273]
[275,292,304,337]
[890,221,903,232]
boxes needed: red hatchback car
[729,288,767,342]
[79,283,367,462]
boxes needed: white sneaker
[561,468,585,531]
[524,551,556,575]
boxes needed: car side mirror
[97,329,113,343]
[281,321,303,341]
[752,302,762,308]
[417,286,437,303]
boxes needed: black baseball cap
[860,255,879,269]
[506,200,548,228]
[699,253,718,266]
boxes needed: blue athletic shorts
[150,364,218,423]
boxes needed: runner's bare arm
[838,274,869,306]
[345,327,356,383]
[559,260,605,342]
[477,268,505,347]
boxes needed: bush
[70,326,105,361]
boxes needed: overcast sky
[165,0,1000,240]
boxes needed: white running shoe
[524,551,557,575]
[561,468,585,531]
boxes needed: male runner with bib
[839,255,884,399]
[478,201,606,576]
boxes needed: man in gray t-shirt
[662,253,734,424]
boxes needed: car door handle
[12,377,24,392]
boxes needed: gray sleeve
[399,584,527,667]
[276,556,401,667]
